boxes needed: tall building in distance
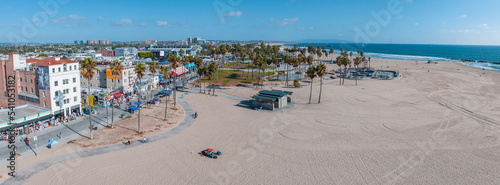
[74,40,85,45]
[141,40,157,45]
[187,37,200,44]
[98,40,110,45]
[114,47,138,57]
[87,40,97,45]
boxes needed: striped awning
[171,66,189,76]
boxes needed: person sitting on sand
[143,137,147,142]
[127,140,131,145]
[195,112,198,118]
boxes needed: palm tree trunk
[318,78,323,104]
[199,76,202,93]
[173,76,177,109]
[286,63,289,87]
[164,85,168,121]
[339,66,342,85]
[111,76,116,128]
[88,79,93,139]
[309,79,313,104]
[204,77,206,94]
[138,78,141,132]
[355,66,358,86]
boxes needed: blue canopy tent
[47,139,58,148]
[134,102,143,106]
[158,89,172,96]
[129,106,138,113]
[185,62,196,69]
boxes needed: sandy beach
[3,57,500,184]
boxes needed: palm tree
[336,56,342,85]
[160,66,170,121]
[168,54,180,109]
[316,64,326,104]
[249,51,256,80]
[196,66,205,93]
[148,61,159,107]
[109,60,123,128]
[80,58,97,139]
[208,62,217,95]
[368,57,372,69]
[135,63,146,132]
[353,57,362,86]
[306,66,317,104]
[283,54,292,87]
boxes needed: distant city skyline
[1,0,499,45]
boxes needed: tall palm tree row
[80,58,97,139]
[160,66,170,121]
[134,63,146,132]
[109,60,123,128]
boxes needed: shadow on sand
[235,100,254,110]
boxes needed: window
[73,77,76,83]
[69,66,72,70]
[63,79,69,85]
[56,101,60,106]
[54,81,58,86]
[63,89,69,94]
[58,67,61,72]
[31,88,33,93]
[20,77,22,82]
[97,77,100,81]
[111,79,113,83]
[24,78,27,83]
[64,66,67,71]
[73,87,77,92]
[20,86,23,92]
[118,80,120,83]
[44,101,46,107]
[52,68,55,73]
[30,79,33,84]
[43,91,46,97]
[25,87,27,92]
[74,96,77,102]
[55,91,59,96]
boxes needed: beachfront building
[114,47,138,57]
[0,53,82,117]
[80,65,137,94]
[251,90,293,111]
[146,44,202,60]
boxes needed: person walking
[60,132,62,139]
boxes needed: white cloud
[457,29,477,33]
[68,14,86,21]
[478,24,489,29]
[113,19,134,26]
[442,21,446,24]
[32,18,42,23]
[52,16,67,24]
[308,27,314,30]
[224,11,242,17]
[139,22,148,26]
[271,17,299,27]
[458,14,467,19]
[156,21,168,26]
[98,16,105,21]
[414,22,419,26]
[297,27,305,30]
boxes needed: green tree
[316,64,326,104]
[79,58,97,139]
[306,66,317,104]
[110,60,123,128]
[160,66,170,121]
[38,53,48,57]
[135,63,146,132]
[168,54,181,109]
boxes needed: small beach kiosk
[252,90,293,111]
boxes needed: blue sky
[1,0,499,45]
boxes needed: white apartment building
[114,47,138,57]
[27,57,81,117]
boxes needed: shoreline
[281,44,500,72]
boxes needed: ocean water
[288,43,500,71]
